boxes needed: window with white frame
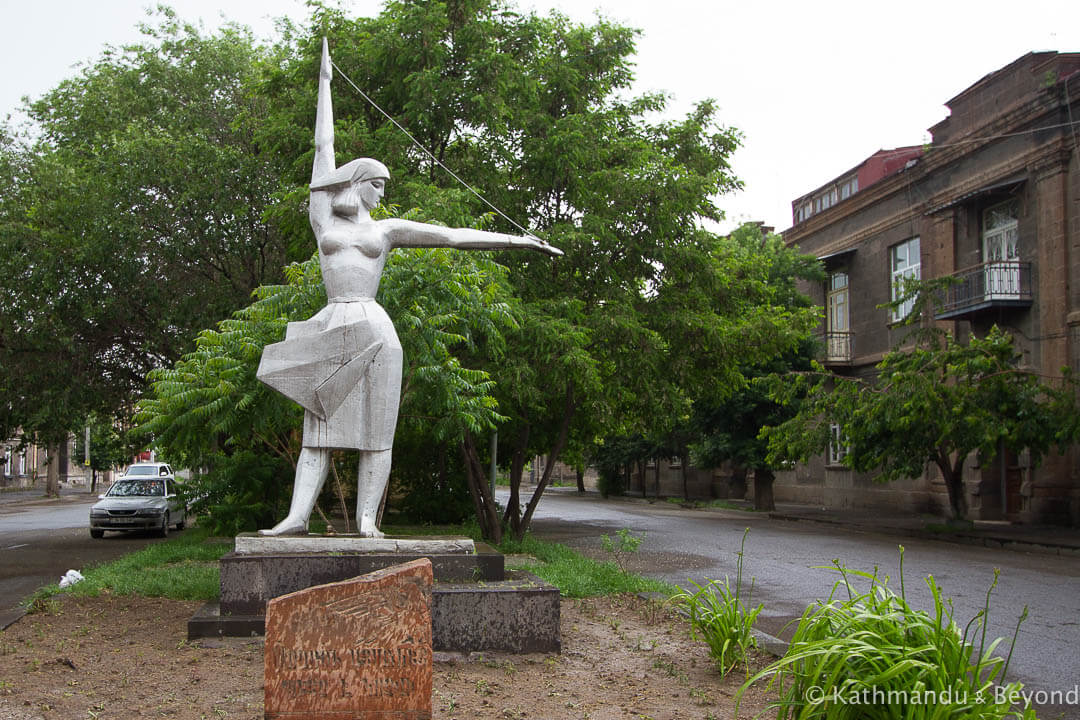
[826,272,850,360]
[889,236,921,322]
[828,423,848,466]
[839,175,859,200]
[982,199,1020,298]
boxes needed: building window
[982,199,1020,298]
[826,272,850,360]
[890,236,921,322]
[828,424,848,466]
[839,175,859,200]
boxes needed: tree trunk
[576,467,585,493]
[45,443,61,497]
[638,460,646,498]
[502,423,530,536]
[510,387,575,541]
[680,452,689,500]
[753,467,775,512]
[654,460,660,498]
[730,465,748,500]
[938,455,969,521]
[461,433,502,544]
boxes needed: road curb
[767,512,1080,558]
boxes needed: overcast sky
[2,0,1079,233]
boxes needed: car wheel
[90,529,104,539]
[175,516,185,531]
[159,513,170,538]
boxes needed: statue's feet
[358,525,385,539]
[258,517,308,536]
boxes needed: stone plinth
[219,538,502,616]
[234,535,475,556]
[264,558,433,720]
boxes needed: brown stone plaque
[264,558,433,719]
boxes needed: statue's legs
[356,449,391,538]
[258,447,330,536]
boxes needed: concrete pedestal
[188,535,561,654]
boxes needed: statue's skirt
[257,300,402,450]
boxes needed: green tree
[135,225,520,531]
[72,414,131,493]
[259,1,806,541]
[687,224,823,511]
[763,319,1079,520]
[0,12,299,472]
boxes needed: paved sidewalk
[0,482,104,509]
[540,485,1080,557]
[766,501,1080,556]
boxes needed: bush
[190,451,291,535]
[672,528,761,677]
[740,547,1036,719]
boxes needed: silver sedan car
[89,476,187,538]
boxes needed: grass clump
[739,546,1036,719]
[500,534,676,598]
[672,528,761,678]
[26,527,230,611]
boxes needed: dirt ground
[0,593,775,720]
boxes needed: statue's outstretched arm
[383,219,563,257]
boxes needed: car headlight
[90,510,107,518]
[137,508,166,516]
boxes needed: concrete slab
[191,571,561,655]
[234,534,475,556]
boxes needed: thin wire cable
[331,60,539,239]
[871,119,1080,160]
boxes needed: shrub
[672,528,761,677]
[739,547,1036,719]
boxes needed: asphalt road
[0,492,184,628]
[508,489,1080,719]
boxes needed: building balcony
[934,261,1033,320]
[819,331,854,364]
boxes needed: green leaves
[763,310,1080,519]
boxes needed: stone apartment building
[779,51,1080,525]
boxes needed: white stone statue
[256,39,560,537]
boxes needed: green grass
[27,521,675,612]
[26,527,231,611]
[499,534,677,598]
[672,528,761,678]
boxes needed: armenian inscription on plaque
[264,558,433,719]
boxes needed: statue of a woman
[257,39,560,537]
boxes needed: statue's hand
[320,38,333,81]
[524,235,564,257]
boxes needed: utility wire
[873,118,1080,160]
[331,60,539,239]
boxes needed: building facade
[780,51,1080,525]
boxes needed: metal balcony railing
[820,331,854,363]
[935,261,1033,319]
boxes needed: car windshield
[108,480,165,497]
[124,466,159,476]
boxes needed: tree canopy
[0,11,301,453]
[8,1,822,533]
[763,309,1080,520]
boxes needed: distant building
[780,51,1080,525]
